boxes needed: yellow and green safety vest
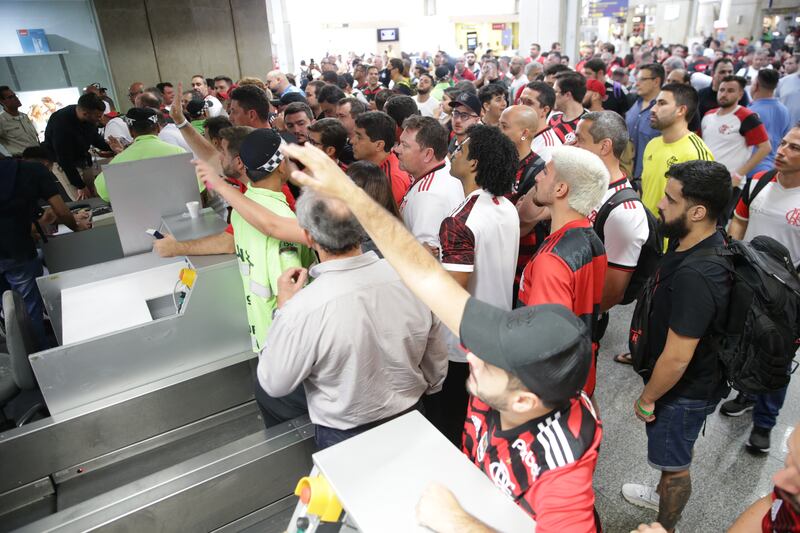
[230,186,316,352]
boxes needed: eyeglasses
[452,110,478,121]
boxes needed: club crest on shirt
[489,460,516,497]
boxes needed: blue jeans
[0,256,49,351]
[748,387,789,430]
[314,400,425,450]
[646,396,719,471]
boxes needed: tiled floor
[594,303,798,533]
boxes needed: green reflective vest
[230,186,315,352]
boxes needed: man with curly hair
[425,124,520,445]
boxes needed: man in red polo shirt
[518,145,609,397]
[351,110,411,204]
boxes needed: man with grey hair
[575,111,649,315]
[517,145,609,397]
[257,189,448,449]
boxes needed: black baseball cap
[460,298,591,404]
[124,107,160,128]
[449,92,481,116]
[239,128,285,181]
[270,92,308,108]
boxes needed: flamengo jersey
[734,171,800,267]
[463,393,602,530]
[518,218,607,396]
[641,132,713,216]
[531,127,563,163]
[701,105,769,174]
[548,110,587,145]
[440,189,520,362]
[400,160,465,249]
[587,177,649,271]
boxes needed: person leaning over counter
[281,142,604,532]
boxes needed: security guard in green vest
[235,128,316,354]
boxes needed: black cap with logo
[448,92,482,117]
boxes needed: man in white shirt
[413,72,439,117]
[396,116,465,254]
[519,81,563,162]
[191,75,226,118]
[429,123,520,445]
[701,75,771,221]
[0,86,41,156]
[259,189,448,449]
[507,56,528,104]
[724,125,800,454]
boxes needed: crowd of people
[1,27,800,533]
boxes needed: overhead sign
[588,0,629,19]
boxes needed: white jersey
[205,95,227,118]
[587,177,648,271]
[735,172,800,268]
[531,126,563,163]
[414,95,440,117]
[440,188,520,362]
[400,160,465,249]
[103,117,132,144]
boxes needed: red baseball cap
[586,79,606,97]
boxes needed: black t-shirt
[602,81,632,116]
[0,159,59,261]
[646,231,731,400]
[697,86,750,121]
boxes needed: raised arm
[170,82,221,172]
[282,143,469,335]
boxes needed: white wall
[0,0,112,92]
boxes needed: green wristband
[637,399,654,417]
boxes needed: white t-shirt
[400,159,465,249]
[414,95,440,118]
[701,105,769,175]
[735,173,800,267]
[103,117,132,144]
[531,126,563,163]
[158,123,194,156]
[440,188,520,362]
[587,177,649,270]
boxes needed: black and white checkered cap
[240,128,285,175]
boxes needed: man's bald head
[266,70,289,96]
[128,82,144,105]
[499,105,540,151]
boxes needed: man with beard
[622,161,732,533]
[413,72,439,117]
[549,71,588,145]
[283,102,315,145]
[278,140,603,532]
[305,80,327,119]
[507,56,527,104]
[465,51,481,77]
[517,146,609,397]
[640,84,713,216]
[701,76,770,222]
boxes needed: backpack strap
[742,169,778,208]
[593,186,640,242]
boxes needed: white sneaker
[621,483,660,511]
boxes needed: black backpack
[594,187,663,305]
[629,235,800,393]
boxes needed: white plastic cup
[186,201,200,219]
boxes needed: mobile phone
[146,228,164,239]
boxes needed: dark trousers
[746,386,790,430]
[0,256,49,351]
[314,400,425,450]
[423,361,470,447]
[253,379,308,429]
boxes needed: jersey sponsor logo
[511,438,542,479]
[489,460,516,497]
[787,208,800,227]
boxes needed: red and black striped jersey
[548,111,587,145]
[512,152,548,290]
[463,393,602,531]
[518,218,607,395]
[761,488,800,532]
